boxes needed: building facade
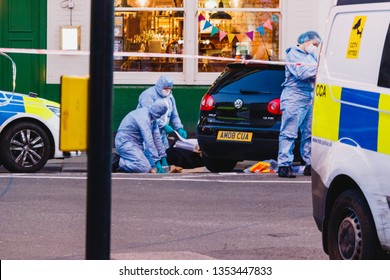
[1,0,333,132]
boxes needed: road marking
[0,173,311,184]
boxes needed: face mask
[161,89,172,97]
[305,43,317,54]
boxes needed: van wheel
[203,155,237,172]
[327,189,384,259]
[0,122,51,173]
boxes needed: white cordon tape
[0,47,317,67]
[0,52,17,107]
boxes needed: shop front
[108,0,285,131]
[2,0,331,132]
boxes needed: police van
[312,0,390,259]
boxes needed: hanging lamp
[209,0,232,20]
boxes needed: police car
[312,0,390,259]
[0,90,75,173]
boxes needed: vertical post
[86,0,114,260]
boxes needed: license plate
[217,130,253,142]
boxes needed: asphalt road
[0,167,328,260]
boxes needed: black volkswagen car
[197,63,300,172]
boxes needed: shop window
[113,0,281,75]
[197,0,280,72]
[114,0,184,72]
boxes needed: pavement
[52,153,254,173]
[1,152,254,174]
[46,153,89,173]
[1,152,263,174]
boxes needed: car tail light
[267,98,282,115]
[200,93,215,111]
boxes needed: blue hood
[155,75,174,97]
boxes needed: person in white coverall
[137,75,187,167]
[115,99,168,173]
[277,30,321,178]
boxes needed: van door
[313,9,390,143]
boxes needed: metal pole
[86,0,114,260]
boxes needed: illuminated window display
[114,0,280,73]
[198,0,280,72]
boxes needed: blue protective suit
[277,46,318,167]
[137,75,184,149]
[115,100,168,173]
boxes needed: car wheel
[0,122,51,173]
[327,189,384,259]
[203,155,237,172]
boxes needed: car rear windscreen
[220,70,285,95]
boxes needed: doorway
[0,0,46,95]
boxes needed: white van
[312,0,390,259]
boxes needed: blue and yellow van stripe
[313,84,390,155]
[378,93,390,155]
[312,84,342,142]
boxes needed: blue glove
[161,157,169,167]
[155,160,167,173]
[177,128,187,139]
[164,125,175,134]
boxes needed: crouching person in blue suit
[137,75,187,168]
[115,99,168,173]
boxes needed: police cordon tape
[0,47,317,67]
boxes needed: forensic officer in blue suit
[277,30,322,178]
[115,99,168,173]
[137,75,187,167]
